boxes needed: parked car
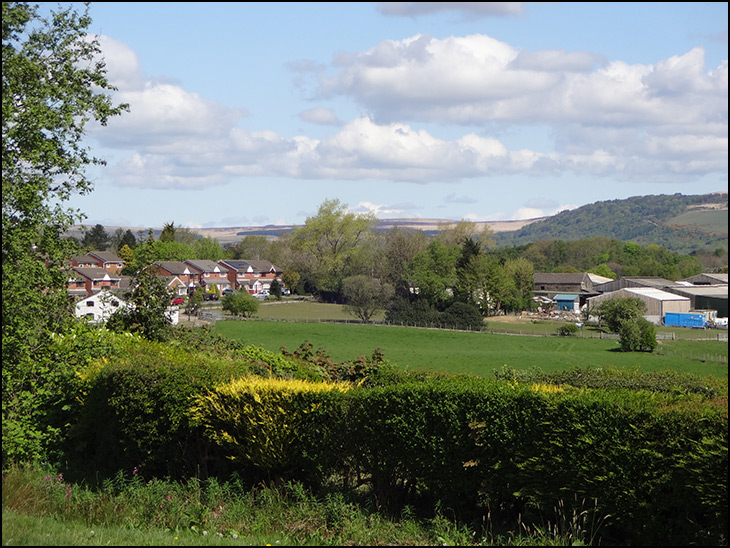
[255,290,270,299]
[170,296,185,305]
[222,288,236,295]
[202,293,219,301]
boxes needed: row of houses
[534,272,729,325]
[68,253,284,323]
[67,254,283,298]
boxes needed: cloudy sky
[64,2,727,228]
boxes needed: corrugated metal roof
[625,288,689,301]
[669,286,728,297]
[553,294,580,301]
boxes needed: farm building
[592,276,676,293]
[553,294,581,312]
[664,285,728,318]
[533,272,612,306]
[587,287,691,324]
[681,273,728,286]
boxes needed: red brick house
[68,266,123,297]
[184,260,231,294]
[153,261,197,296]
[218,260,283,294]
[71,251,125,273]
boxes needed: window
[86,301,94,307]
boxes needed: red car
[170,296,185,305]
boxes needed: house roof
[71,254,97,264]
[219,259,281,273]
[88,251,124,263]
[585,273,613,284]
[667,285,728,298]
[154,261,193,275]
[682,273,729,285]
[184,259,223,273]
[71,267,120,281]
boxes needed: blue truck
[663,312,707,328]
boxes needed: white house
[75,288,179,326]
[74,289,129,323]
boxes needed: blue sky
[62,2,727,229]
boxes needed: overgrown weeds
[2,463,611,546]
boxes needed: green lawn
[212,320,728,379]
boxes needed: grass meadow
[213,316,728,379]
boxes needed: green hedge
[193,375,727,545]
[67,333,727,545]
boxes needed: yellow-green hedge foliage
[189,377,352,472]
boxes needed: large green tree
[80,222,110,250]
[595,297,647,333]
[289,199,376,299]
[2,1,127,462]
[342,275,394,323]
[406,240,459,309]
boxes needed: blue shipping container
[664,312,706,328]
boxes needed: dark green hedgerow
[198,375,727,545]
[64,330,727,545]
[494,364,725,397]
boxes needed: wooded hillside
[494,192,728,253]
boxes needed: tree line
[69,198,713,325]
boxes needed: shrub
[556,323,579,336]
[222,291,259,317]
[440,302,484,331]
[385,296,440,327]
[189,376,353,477]
[618,317,658,352]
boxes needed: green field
[666,208,729,234]
[212,320,728,379]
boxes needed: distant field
[666,208,728,234]
[251,300,725,340]
[212,320,728,379]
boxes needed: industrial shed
[592,276,676,293]
[681,273,728,286]
[665,285,728,318]
[587,287,691,324]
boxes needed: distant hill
[493,192,728,253]
[69,192,727,253]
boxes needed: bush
[189,376,353,478]
[386,297,484,330]
[556,323,579,336]
[68,356,251,482]
[440,302,484,331]
[618,318,658,352]
[185,371,727,544]
[385,296,440,327]
[222,291,260,317]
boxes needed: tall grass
[3,463,611,546]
